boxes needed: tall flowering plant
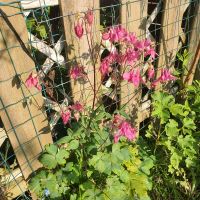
[27,9,177,200]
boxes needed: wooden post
[184,3,200,85]
[0,2,52,180]
[120,0,148,130]
[59,0,101,107]
[156,0,189,81]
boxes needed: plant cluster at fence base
[29,107,154,200]
[26,8,200,200]
[146,81,200,199]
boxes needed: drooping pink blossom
[119,121,137,141]
[144,39,151,50]
[145,48,157,60]
[124,48,140,65]
[25,72,42,91]
[74,19,84,39]
[123,68,141,87]
[70,65,85,80]
[71,101,84,112]
[61,111,71,125]
[102,31,110,40]
[85,9,94,25]
[114,121,136,143]
[102,25,127,43]
[100,59,110,75]
[159,68,176,82]
[125,32,137,45]
[147,65,155,80]
[109,25,127,43]
[100,52,118,76]
[135,38,151,51]
[151,68,176,88]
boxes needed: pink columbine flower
[109,25,127,43]
[100,52,118,76]
[145,48,157,60]
[74,19,84,39]
[102,31,110,40]
[147,65,155,80]
[135,38,151,51]
[70,65,85,80]
[151,68,176,88]
[124,48,140,64]
[159,68,176,82]
[125,32,137,45]
[85,9,94,25]
[71,101,84,112]
[100,59,110,76]
[102,25,127,43]
[61,111,71,125]
[114,121,136,143]
[123,68,141,87]
[25,72,41,91]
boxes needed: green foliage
[29,107,153,199]
[147,82,200,199]
[26,7,50,39]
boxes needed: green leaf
[129,173,151,200]
[152,92,174,124]
[43,174,61,199]
[56,149,69,165]
[169,104,186,116]
[63,162,73,172]
[45,144,58,156]
[95,112,106,121]
[68,139,79,150]
[70,194,77,200]
[169,150,182,173]
[104,176,128,200]
[140,156,155,175]
[56,136,72,144]
[26,18,36,30]
[82,187,103,200]
[165,119,179,139]
[39,154,57,169]
[177,52,183,61]
[182,118,196,134]
[89,152,107,173]
[28,170,47,195]
[36,25,47,38]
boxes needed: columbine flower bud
[74,19,84,39]
[85,9,94,25]
[25,72,42,91]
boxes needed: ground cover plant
[26,9,200,200]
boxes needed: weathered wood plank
[0,2,52,179]
[0,128,7,147]
[59,0,101,106]
[156,0,190,80]
[184,3,200,85]
[120,0,148,130]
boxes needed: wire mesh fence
[0,0,199,199]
